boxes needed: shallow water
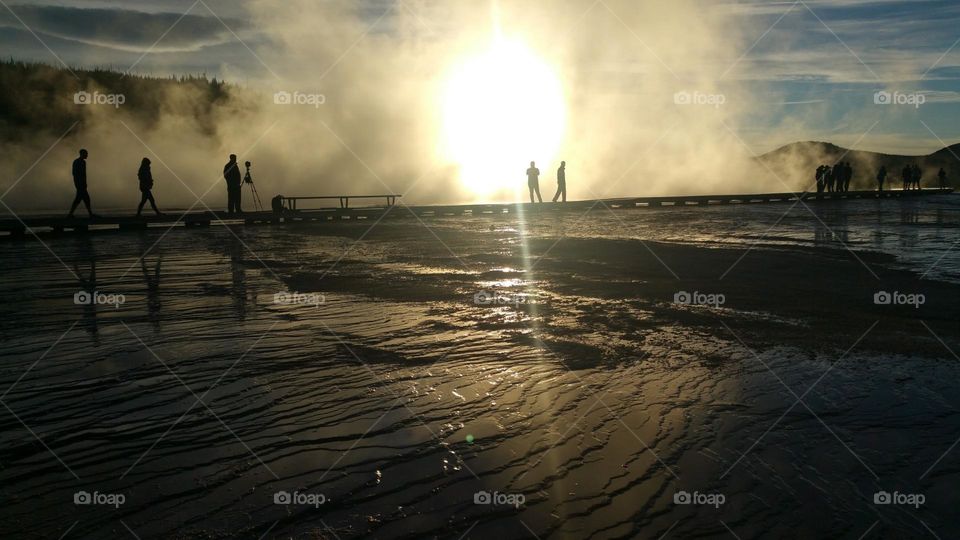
[1,196,959,539]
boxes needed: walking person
[527,161,542,203]
[552,161,567,202]
[877,165,887,193]
[223,154,243,215]
[68,149,98,218]
[136,158,163,217]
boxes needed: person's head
[79,149,88,159]
[229,154,237,163]
[561,161,566,167]
[530,161,535,167]
[140,157,150,168]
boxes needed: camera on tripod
[242,160,264,211]
[244,161,254,184]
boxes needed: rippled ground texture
[2,196,960,539]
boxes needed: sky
[3,0,960,209]
[2,0,960,155]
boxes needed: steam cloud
[2,0,819,212]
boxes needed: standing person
[552,161,567,202]
[223,154,243,215]
[815,165,825,194]
[136,158,163,217]
[68,149,98,218]
[902,164,911,191]
[844,162,853,192]
[832,163,844,192]
[938,167,947,189]
[526,161,542,203]
[877,165,887,192]
[913,164,922,190]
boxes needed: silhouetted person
[831,163,843,192]
[877,165,887,192]
[815,165,825,194]
[552,161,567,202]
[912,164,922,190]
[844,162,853,192]
[68,149,98,218]
[902,165,911,191]
[938,168,947,189]
[136,158,163,217]
[224,154,243,214]
[527,161,542,203]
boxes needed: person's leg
[552,186,561,202]
[69,191,82,216]
[535,184,542,203]
[529,186,535,204]
[236,185,243,213]
[137,192,147,216]
[81,191,93,216]
[147,191,160,214]
[561,185,566,202]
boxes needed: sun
[440,38,566,199]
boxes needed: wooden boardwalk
[0,188,952,238]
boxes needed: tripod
[244,164,264,212]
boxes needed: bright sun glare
[441,39,566,198]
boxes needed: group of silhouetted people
[875,164,946,192]
[900,164,924,191]
[66,149,250,218]
[879,164,947,192]
[526,160,567,203]
[815,162,854,194]
[815,162,951,194]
